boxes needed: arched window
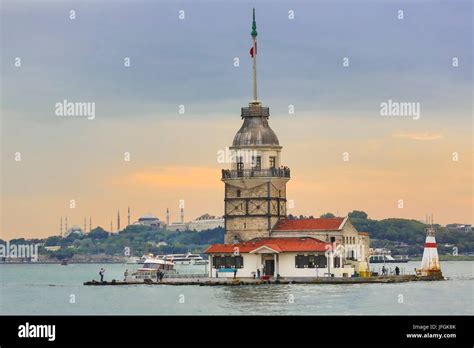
[236,190,241,197]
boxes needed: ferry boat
[369,254,410,263]
[128,257,175,282]
[163,252,209,266]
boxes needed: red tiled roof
[272,217,345,231]
[205,237,329,254]
[359,232,369,236]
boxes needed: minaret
[117,210,121,231]
[128,207,131,226]
[222,9,290,243]
[180,207,184,224]
[110,220,113,233]
[418,214,442,278]
[89,216,92,231]
[65,216,68,234]
[84,216,87,233]
[60,217,63,236]
[166,208,170,226]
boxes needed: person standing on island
[99,268,105,282]
[381,265,386,276]
[256,269,261,279]
[233,268,237,279]
[124,269,129,281]
[395,266,400,276]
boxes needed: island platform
[84,275,443,286]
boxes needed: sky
[1,0,472,240]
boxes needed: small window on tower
[237,190,241,197]
[252,156,261,170]
[269,156,276,168]
[237,157,244,172]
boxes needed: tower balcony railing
[222,167,290,179]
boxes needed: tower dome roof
[232,105,279,147]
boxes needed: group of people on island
[97,267,165,283]
[381,265,400,276]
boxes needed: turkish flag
[250,42,257,57]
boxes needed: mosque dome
[65,225,84,238]
[138,213,159,221]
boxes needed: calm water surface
[0,261,472,315]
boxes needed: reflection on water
[0,261,472,315]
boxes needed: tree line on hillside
[3,210,473,259]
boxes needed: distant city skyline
[1,1,472,239]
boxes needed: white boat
[163,252,209,266]
[125,256,141,264]
[127,257,175,282]
[139,253,153,264]
[369,253,409,263]
[155,252,209,276]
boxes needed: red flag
[250,42,257,58]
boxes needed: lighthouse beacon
[418,215,442,278]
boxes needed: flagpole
[251,8,258,103]
[253,36,257,102]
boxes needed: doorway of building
[264,259,275,276]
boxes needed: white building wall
[166,223,188,232]
[278,253,354,278]
[188,219,224,232]
[209,252,355,278]
[209,253,260,278]
[278,253,328,277]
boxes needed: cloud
[392,132,443,141]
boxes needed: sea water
[0,261,472,315]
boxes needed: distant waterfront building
[134,213,165,229]
[44,246,61,252]
[188,214,224,232]
[64,225,84,238]
[206,9,370,279]
[446,223,472,233]
[166,221,188,232]
[165,213,224,232]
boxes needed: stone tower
[222,9,290,244]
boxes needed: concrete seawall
[84,275,444,286]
